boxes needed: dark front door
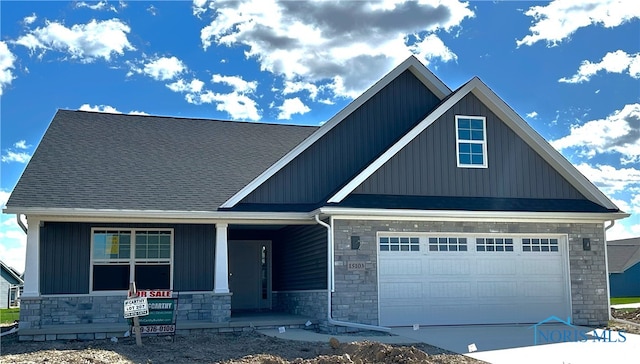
[228,241,272,311]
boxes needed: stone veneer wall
[19,292,231,340]
[332,219,608,327]
[273,291,327,318]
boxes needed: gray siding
[354,93,586,200]
[40,223,91,295]
[273,225,327,291]
[39,222,215,294]
[241,70,442,205]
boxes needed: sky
[1,0,639,273]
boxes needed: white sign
[133,324,175,335]
[124,297,149,318]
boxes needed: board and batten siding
[240,70,442,206]
[273,225,327,291]
[354,93,586,200]
[38,222,215,294]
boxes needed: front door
[228,241,272,311]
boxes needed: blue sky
[1,0,639,273]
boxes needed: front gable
[231,68,444,210]
[328,78,621,213]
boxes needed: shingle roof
[7,110,317,212]
[607,237,640,273]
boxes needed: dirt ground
[609,308,640,335]
[0,329,482,364]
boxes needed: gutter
[315,214,391,333]
[16,214,27,233]
[604,220,615,321]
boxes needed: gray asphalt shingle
[7,110,318,211]
[607,237,640,273]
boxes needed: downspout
[604,220,615,321]
[16,214,28,234]
[315,214,390,332]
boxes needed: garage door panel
[380,282,422,299]
[429,259,471,275]
[477,281,519,297]
[378,235,570,326]
[379,258,422,275]
[429,282,471,298]
[476,259,517,275]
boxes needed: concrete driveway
[390,324,640,363]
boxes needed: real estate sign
[129,296,177,336]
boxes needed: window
[456,115,487,168]
[92,229,172,291]
[522,238,559,252]
[379,237,420,252]
[428,237,467,252]
[476,238,514,252]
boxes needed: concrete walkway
[611,303,640,309]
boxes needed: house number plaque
[347,261,366,271]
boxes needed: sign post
[124,282,146,346]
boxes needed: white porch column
[22,216,41,297]
[214,223,229,293]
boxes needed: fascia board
[220,56,450,209]
[318,207,630,223]
[3,207,313,223]
[0,261,23,282]
[328,77,620,212]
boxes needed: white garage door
[378,235,571,326]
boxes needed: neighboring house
[607,237,640,297]
[4,56,628,340]
[0,260,23,309]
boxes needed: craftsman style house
[5,56,627,340]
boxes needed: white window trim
[89,227,174,294]
[455,115,488,168]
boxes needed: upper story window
[456,115,487,168]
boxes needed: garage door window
[380,237,419,251]
[523,238,558,252]
[428,237,467,252]
[476,238,514,252]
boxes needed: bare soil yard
[609,307,640,335]
[0,329,482,364]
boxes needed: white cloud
[0,190,27,273]
[147,5,158,16]
[408,33,457,65]
[15,18,135,62]
[277,97,311,120]
[14,140,30,149]
[283,81,319,100]
[551,103,640,164]
[79,104,147,115]
[166,78,205,94]
[1,151,31,163]
[574,163,640,196]
[23,13,37,25]
[0,41,17,95]
[79,103,121,113]
[211,74,257,93]
[526,111,538,119]
[198,91,261,121]
[517,0,640,47]
[142,56,186,81]
[559,50,640,83]
[76,1,118,12]
[197,0,473,99]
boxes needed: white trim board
[327,77,620,211]
[220,56,451,208]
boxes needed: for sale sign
[124,297,149,318]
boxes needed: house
[4,56,628,341]
[0,260,23,309]
[607,237,640,297]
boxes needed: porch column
[22,216,40,297]
[214,223,229,293]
